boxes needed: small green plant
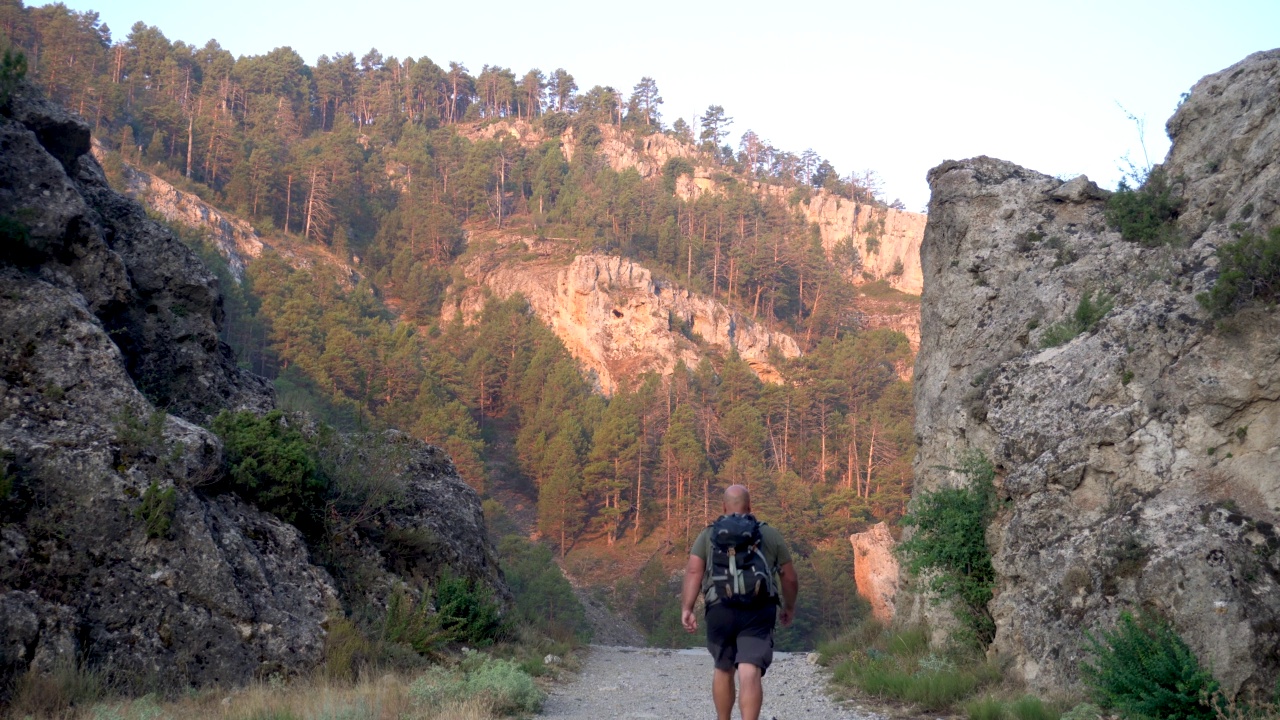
[382,586,451,655]
[1010,694,1059,720]
[1039,291,1114,349]
[1081,611,1218,720]
[1105,167,1183,246]
[1120,369,1134,385]
[212,410,327,535]
[966,695,1008,720]
[115,406,167,466]
[134,482,176,539]
[322,614,374,680]
[898,451,997,645]
[1197,226,1280,318]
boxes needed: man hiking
[681,484,799,720]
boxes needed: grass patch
[823,620,1006,713]
[1039,291,1114,349]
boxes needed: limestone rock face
[909,50,1280,698]
[850,522,899,624]
[801,194,927,295]
[0,85,506,695]
[92,141,264,279]
[444,241,801,393]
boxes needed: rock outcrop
[909,50,1280,698]
[443,239,801,393]
[92,140,264,279]
[851,522,900,624]
[94,143,360,287]
[484,118,928,296]
[0,85,504,696]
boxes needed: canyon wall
[908,50,1280,698]
[442,238,801,393]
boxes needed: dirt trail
[539,645,884,720]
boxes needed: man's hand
[779,605,795,628]
[682,608,698,633]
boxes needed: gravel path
[540,645,885,719]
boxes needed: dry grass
[5,671,504,720]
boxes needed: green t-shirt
[690,519,792,597]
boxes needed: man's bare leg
[713,667,735,720]
[737,663,764,720]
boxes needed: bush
[898,451,997,645]
[434,573,507,646]
[1081,611,1217,720]
[1105,167,1183,246]
[409,654,543,715]
[1039,290,1114,348]
[1197,226,1280,318]
[382,586,451,655]
[499,535,591,643]
[135,482,176,539]
[463,657,544,714]
[212,410,327,535]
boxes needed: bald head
[723,484,751,514]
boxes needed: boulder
[850,522,899,624]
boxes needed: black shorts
[705,602,777,675]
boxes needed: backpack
[704,513,778,608]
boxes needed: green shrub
[115,406,166,466]
[898,451,997,645]
[463,657,544,714]
[1040,291,1114,349]
[1105,167,1183,246]
[1197,226,1280,318]
[383,586,451,655]
[409,655,543,714]
[322,614,375,680]
[434,573,507,646]
[499,535,591,643]
[1081,611,1217,720]
[134,482,176,539]
[212,410,327,535]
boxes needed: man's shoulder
[759,523,786,543]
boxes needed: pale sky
[57,1,1280,210]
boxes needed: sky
[56,0,1280,211]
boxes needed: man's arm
[777,561,798,627]
[681,554,705,633]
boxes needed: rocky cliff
[910,50,1280,698]
[0,85,503,696]
[442,236,801,393]
[462,119,928,296]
